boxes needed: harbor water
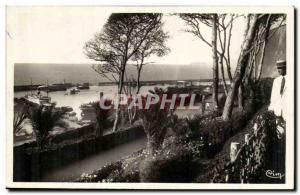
[14,85,168,120]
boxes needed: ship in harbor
[15,81,90,92]
[25,94,52,106]
[37,82,74,92]
[76,82,90,90]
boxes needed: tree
[132,27,170,94]
[241,14,286,110]
[222,14,286,120]
[28,105,67,149]
[211,14,219,109]
[217,14,237,94]
[179,14,238,109]
[84,13,168,131]
[222,14,260,120]
[123,22,170,125]
[244,14,286,83]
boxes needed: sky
[6,7,246,66]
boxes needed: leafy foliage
[137,88,178,155]
[139,148,201,183]
[93,99,113,136]
[27,105,67,149]
[244,77,274,110]
[211,111,285,183]
[84,13,170,132]
[84,13,169,83]
[14,103,29,135]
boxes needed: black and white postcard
[6,6,295,190]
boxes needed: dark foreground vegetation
[76,79,282,183]
[13,11,287,184]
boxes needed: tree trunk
[220,58,228,96]
[212,14,219,110]
[226,17,234,82]
[112,98,120,132]
[112,64,126,132]
[238,82,244,111]
[136,64,142,94]
[201,94,206,114]
[257,15,272,80]
[222,14,260,121]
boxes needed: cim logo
[265,170,285,179]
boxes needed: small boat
[69,87,80,95]
[77,83,90,90]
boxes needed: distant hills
[14,62,214,86]
[14,26,285,86]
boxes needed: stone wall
[13,125,145,182]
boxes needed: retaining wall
[13,125,145,182]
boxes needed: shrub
[210,110,285,183]
[76,161,122,182]
[244,77,274,109]
[27,105,67,149]
[167,114,191,139]
[137,88,178,155]
[14,102,29,136]
[93,99,113,136]
[139,148,202,183]
[106,149,147,182]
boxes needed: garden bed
[76,104,262,183]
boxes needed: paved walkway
[40,136,147,182]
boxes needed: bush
[169,115,192,139]
[27,105,67,149]
[107,167,140,182]
[76,161,122,182]
[210,110,285,183]
[139,148,202,183]
[106,150,147,182]
[137,89,177,155]
[93,99,113,136]
[244,77,274,109]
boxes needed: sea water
[14,85,168,120]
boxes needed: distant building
[177,81,187,88]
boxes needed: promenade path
[40,136,147,182]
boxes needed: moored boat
[25,94,51,105]
[69,87,80,95]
